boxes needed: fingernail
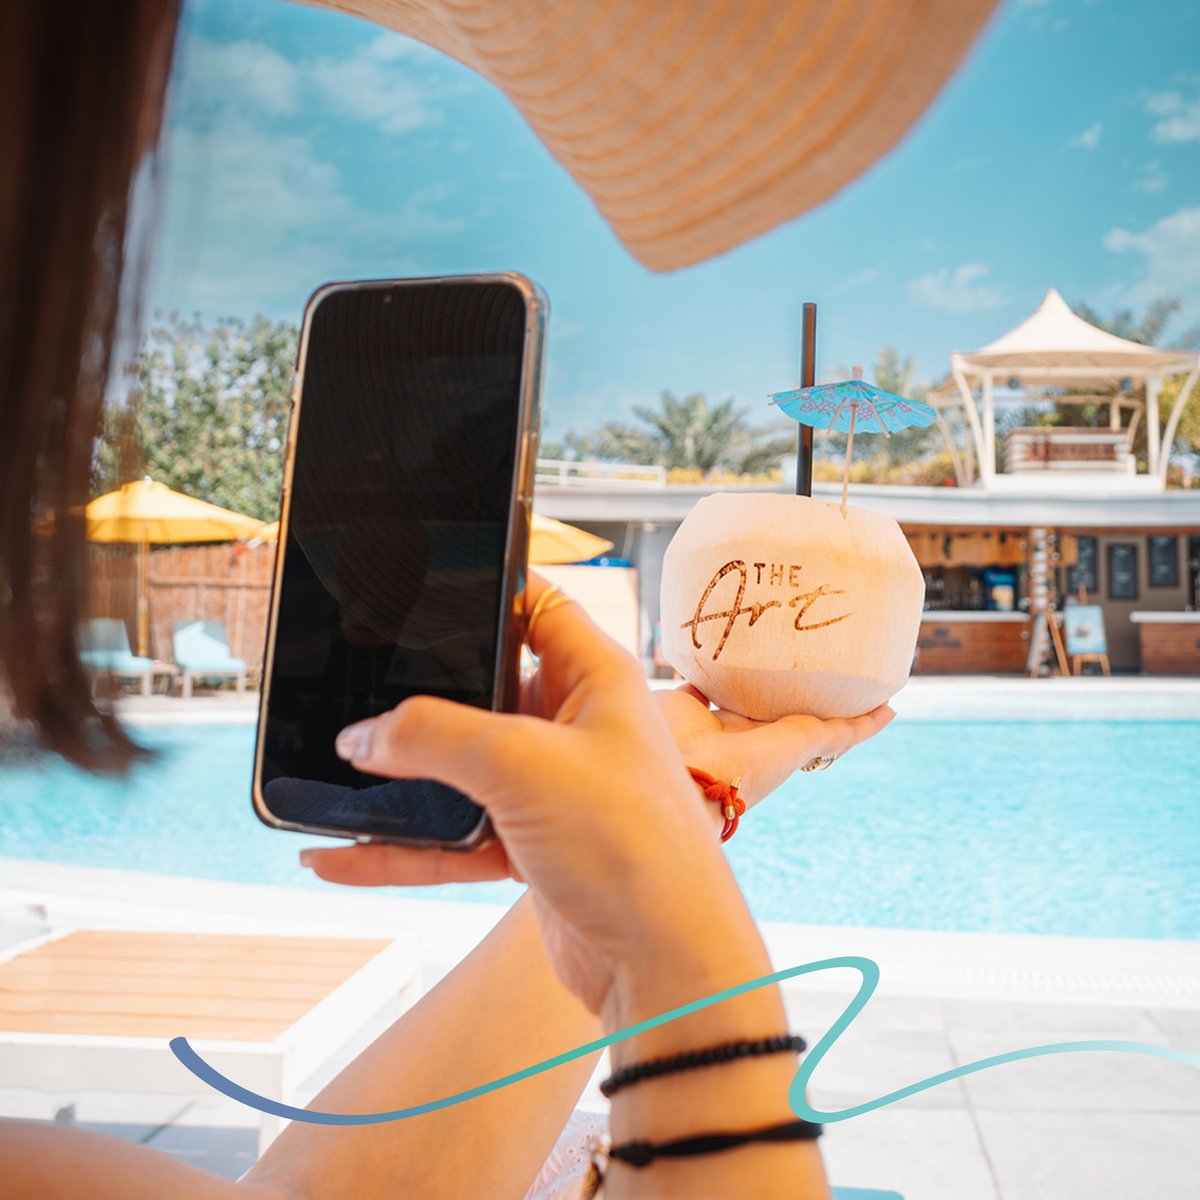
[336,718,377,762]
[299,850,315,868]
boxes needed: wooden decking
[0,930,393,1040]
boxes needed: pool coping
[3,857,1197,1011]
[112,674,1200,725]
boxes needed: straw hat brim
[306,0,997,272]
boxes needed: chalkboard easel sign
[1108,542,1139,601]
[1148,535,1180,589]
[1068,536,1098,595]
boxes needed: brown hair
[0,1,180,770]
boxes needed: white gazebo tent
[932,288,1200,489]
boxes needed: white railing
[535,459,667,488]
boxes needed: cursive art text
[680,559,852,661]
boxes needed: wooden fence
[88,542,275,668]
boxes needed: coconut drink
[660,356,937,721]
[660,493,924,720]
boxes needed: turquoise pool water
[1,720,1197,938]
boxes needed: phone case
[251,272,547,848]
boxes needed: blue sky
[150,0,1200,439]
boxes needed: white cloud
[1103,206,1200,304]
[830,267,881,294]
[173,33,438,138]
[151,31,459,316]
[151,118,462,316]
[311,35,439,136]
[907,264,1008,313]
[1134,161,1169,194]
[176,37,302,118]
[1066,121,1103,150]
[1145,90,1200,143]
[152,119,358,313]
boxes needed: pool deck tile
[821,1109,1001,1200]
[949,1028,1200,1113]
[1149,1006,1200,1043]
[940,998,1163,1035]
[798,1023,969,1111]
[974,1111,1200,1200]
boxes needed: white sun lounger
[0,928,418,1153]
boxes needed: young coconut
[659,493,924,721]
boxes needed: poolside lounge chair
[0,928,416,1152]
[78,618,156,697]
[173,620,247,697]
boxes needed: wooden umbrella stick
[862,395,891,438]
[841,403,857,515]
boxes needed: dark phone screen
[258,280,527,842]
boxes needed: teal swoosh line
[168,954,1200,1126]
[789,957,1200,1122]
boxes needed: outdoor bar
[1131,611,1200,675]
[914,611,1030,674]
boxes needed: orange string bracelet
[687,768,745,842]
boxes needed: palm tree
[820,348,941,472]
[568,391,794,476]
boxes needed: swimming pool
[1,720,1196,939]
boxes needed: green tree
[1075,298,1200,479]
[567,391,794,477]
[1073,296,1185,347]
[95,314,297,519]
[819,347,950,483]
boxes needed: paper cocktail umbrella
[769,367,938,513]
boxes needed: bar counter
[914,611,1030,674]
[1131,612,1200,675]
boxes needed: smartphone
[252,273,546,848]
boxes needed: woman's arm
[319,583,839,1199]
[5,581,889,1199]
[0,1122,271,1200]
[0,896,599,1200]
[248,891,600,1200]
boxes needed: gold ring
[800,754,837,772]
[525,585,574,641]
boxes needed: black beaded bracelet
[608,1117,824,1169]
[599,1034,806,1098]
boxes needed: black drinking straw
[795,302,816,496]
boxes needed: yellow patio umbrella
[248,512,612,565]
[529,512,612,564]
[87,478,265,655]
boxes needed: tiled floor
[16,985,1193,1199]
[790,990,1200,1200]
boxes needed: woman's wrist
[602,882,778,1055]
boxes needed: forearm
[248,891,601,1200]
[603,907,829,1200]
[0,1121,278,1200]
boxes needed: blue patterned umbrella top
[769,376,938,434]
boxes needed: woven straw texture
[308,0,996,270]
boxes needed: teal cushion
[173,620,246,672]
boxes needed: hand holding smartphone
[253,274,546,849]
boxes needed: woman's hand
[302,580,762,1016]
[654,683,894,809]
